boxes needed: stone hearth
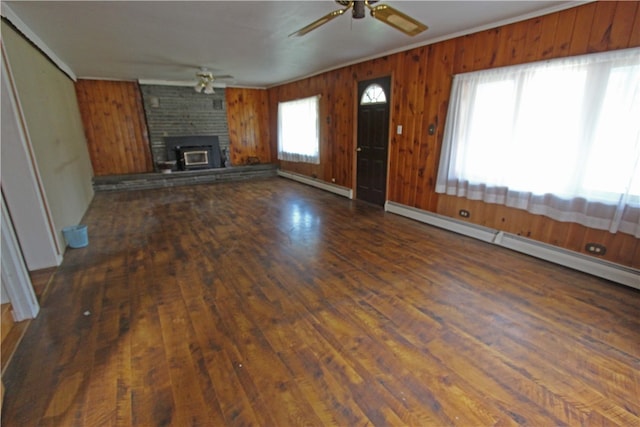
[93,164,277,192]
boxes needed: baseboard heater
[385,201,640,290]
[277,170,353,199]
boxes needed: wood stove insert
[164,135,223,171]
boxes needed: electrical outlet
[585,243,606,256]
[459,209,470,218]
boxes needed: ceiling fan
[194,68,233,94]
[289,0,428,38]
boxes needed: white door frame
[1,192,39,321]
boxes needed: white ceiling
[2,1,582,88]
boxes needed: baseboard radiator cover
[385,201,640,290]
[277,170,353,199]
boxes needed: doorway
[356,77,390,206]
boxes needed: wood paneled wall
[76,82,273,172]
[268,1,640,268]
[75,80,153,176]
[225,88,271,165]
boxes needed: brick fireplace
[139,85,231,168]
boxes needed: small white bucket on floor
[62,225,89,248]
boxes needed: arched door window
[360,83,387,105]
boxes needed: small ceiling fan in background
[290,0,428,37]
[194,68,233,94]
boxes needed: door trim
[1,192,40,321]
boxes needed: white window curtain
[436,48,640,237]
[278,95,320,164]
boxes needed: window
[361,84,387,104]
[277,95,320,164]
[436,48,640,237]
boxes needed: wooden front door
[356,77,390,206]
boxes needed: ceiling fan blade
[368,4,428,36]
[289,3,353,37]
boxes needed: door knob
[356,147,362,152]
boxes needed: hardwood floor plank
[240,268,374,425]
[156,292,210,426]
[212,267,327,426]
[114,280,133,427]
[129,271,176,426]
[260,262,418,425]
[2,178,638,426]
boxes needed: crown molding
[138,78,227,88]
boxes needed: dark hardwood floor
[2,177,639,426]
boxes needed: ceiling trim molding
[76,77,266,91]
[1,2,77,81]
[268,0,592,88]
[138,78,230,89]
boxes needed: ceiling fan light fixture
[203,83,215,94]
[194,68,219,94]
[197,70,214,80]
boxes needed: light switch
[397,125,403,135]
